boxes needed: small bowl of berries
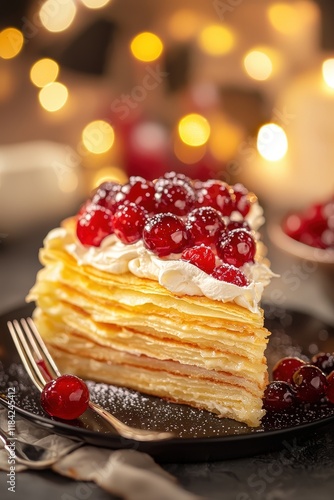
[269,196,334,297]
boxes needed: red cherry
[186,207,226,246]
[217,229,256,267]
[181,245,216,274]
[112,202,147,244]
[272,357,306,384]
[292,365,328,403]
[311,353,334,375]
[91,182,121,213]
[263,381,297,412]
[161,171,192,185]
[211,263,249,287]
[326,372,334,404]
[232,184,251,217]
[76,206,113,247]
[155,179,195,216]
[143,213,190,257]
[117,176,156,213]
[196,180,235,215]
[41,375,90,420]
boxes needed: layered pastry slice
[27,174,275,427]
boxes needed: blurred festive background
[1,0,334,235]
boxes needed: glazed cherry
[262,381,297,412]
[155,179,195,216]
[272,357,306,384]
[186,207,226,246]
[196,180,235,216]
[211,263,249,287]
[112,202,147,244]
[161,171,192,185]
[143,213,190,257]
[326,372,334,404]
[217,229,256,267]
[232,183,251,217]
[292,365,328,403]
[41,375,90,420]
[311,353,334,375]
[91,181,121,213]
[227,220,251,232]
[181,245,216,274]
[77,206,113,247]
[117,176,156,213]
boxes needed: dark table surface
[1,219,334,500]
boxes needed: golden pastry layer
[28,222,270,427]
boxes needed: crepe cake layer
[28,227,270,427]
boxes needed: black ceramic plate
[1,303,334,463]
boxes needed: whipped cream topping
[46,201,276,314]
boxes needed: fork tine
[23,318,61,379]
[7,320,45,392]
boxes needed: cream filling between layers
[45,212,276,314]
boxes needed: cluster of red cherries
[283,196,334,250]
[263,353,334,412]
[76,173,258,287]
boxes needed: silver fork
[7,318,174,442]
[0,423,82,469]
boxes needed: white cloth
[0,407,201,500]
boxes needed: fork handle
[88,401,174,441]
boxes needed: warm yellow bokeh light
[92,166,128,188]
[322,59,334,89]
[0,28,24,59]
[168,10,201,41]
[40,0,77,33]
[130,32,163,62]
[267,3,299,35]
[198,24,236,56]
[30,58,59,88]
[257,123,288,162]
[81,0,110,8]
[268,2,319,35]
[39,82,68,112]
[244,50,273,81]
[174,138,206,165]
[178,114,211,147]
[82,120,115,154]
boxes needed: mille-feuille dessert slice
[28,173,275,427]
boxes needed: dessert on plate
[27,173,276,427]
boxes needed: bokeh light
[40,0,77,33]
[58,170,79,193]
[168,10,202,41]
[322,59,334,89]
[174,138,206,165]
[0,28,24,59]
[92,166,128,189]
[38,82,68,112]
[82,120,115,154]
[243,50,273,81]
[257,124,288,162]
[178,114,211,147]
[30,58,59,88]
[268,2,319,35]
[267,3,299,35]
[198,24,236,56]
[130,32,163,62]
[81,0,111,8]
